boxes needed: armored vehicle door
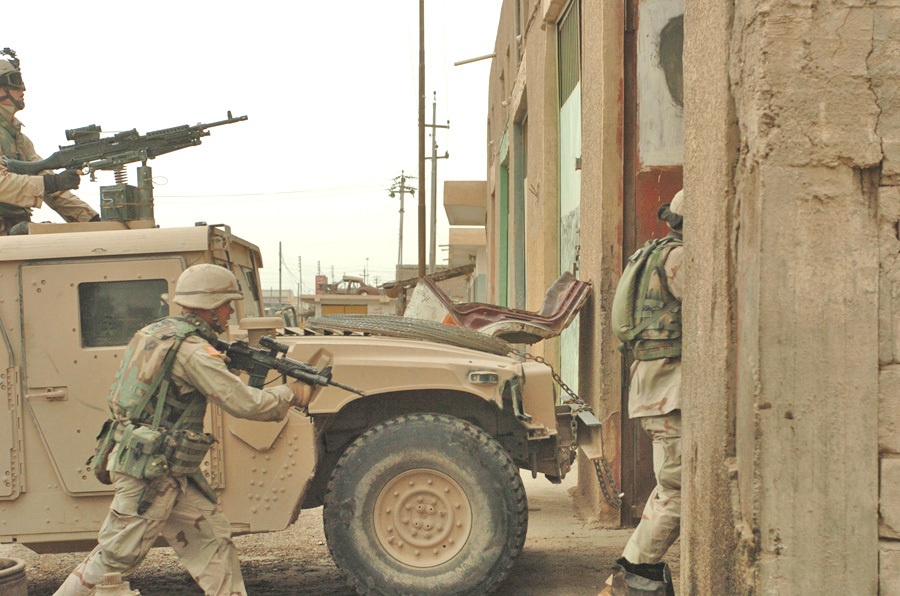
[20,257,183,495]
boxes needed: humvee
[0,220,595,595]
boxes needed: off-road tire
[323,413,528,596]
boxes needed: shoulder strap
[133,319,199,429]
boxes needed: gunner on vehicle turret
[0,47,98,234]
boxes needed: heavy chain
[511,349,623,510]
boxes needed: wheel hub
[373,468,472,568]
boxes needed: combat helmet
[669,189,684,216]
[0,48,23,89]
[173,264,244,310]
[658,188,684,231]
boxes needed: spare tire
[307,315,513,356]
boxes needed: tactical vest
[108,316,209,430]
[99,315,218,500]
[0,124,21,160]
[629,235,683,360]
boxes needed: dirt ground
[1,466,679,595]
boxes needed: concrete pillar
[683,0,883,593]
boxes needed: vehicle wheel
[323,413,528,596]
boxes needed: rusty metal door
[621,0,684,523]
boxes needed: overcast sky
[9,0,501,294]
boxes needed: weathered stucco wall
[876,7,900,591]
[684,0,894,593]
[680,0,740,591]
[578,0,627,525]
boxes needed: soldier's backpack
[611,236,682,345]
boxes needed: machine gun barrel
[1,112,247,176]
[215,336,365,397]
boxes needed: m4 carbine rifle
[215,336,365,397]
[1,111,247,178]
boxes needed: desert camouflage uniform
[622,241,683,565]
[54,314,294,596]
[0,103,97,233]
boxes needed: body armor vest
[631,235,682,361]
[101,316,219,505]
[0,113,22,160]
[108,316,209,430]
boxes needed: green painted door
[558,0,581,393]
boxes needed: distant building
[300,292,397,318]
[261,288,297,315]
[394,264,471,303]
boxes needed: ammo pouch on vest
[162,429,217,476]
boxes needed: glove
[289,382,318,408]
[43,169,81,194]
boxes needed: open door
[621,0,684,523]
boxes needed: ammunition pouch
[162,429,216,476]
[112,423,168,481]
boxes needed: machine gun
[215,336,365,396]
[2,112,247,178]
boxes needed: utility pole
[278,242,283,307]
[389,172,416,269]
[418,0,426,278]
[298,256,302,305]
[425,91,450,274]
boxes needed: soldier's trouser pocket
[113,424,168,480]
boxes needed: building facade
[485,0,899,592]
[485,0,683,529]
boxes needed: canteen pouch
[87,419,117,485]
[114,423,168,480]
[163,429,217,476]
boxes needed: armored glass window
[237,265,263,317]
[79,279,169,347]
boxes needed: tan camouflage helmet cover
[172,264,244,309]
[670,189,684,216]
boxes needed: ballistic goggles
[0,69,23,89]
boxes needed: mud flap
[574,409,603,460]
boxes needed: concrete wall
[683,0,893,592]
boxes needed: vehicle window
[238,266,263,317]
[79,279,169,347]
